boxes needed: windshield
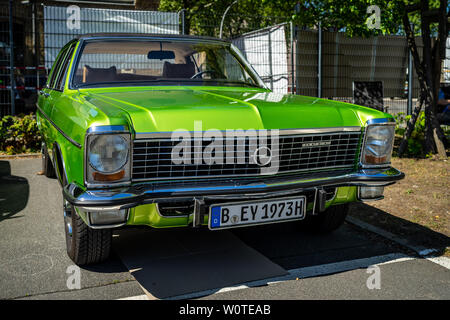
[71,39,265,89]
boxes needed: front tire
[64,198,112,265]
[299,204,349,234]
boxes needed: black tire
[298,204,349,234]
[64,198,112,265]
[41,144,56,178]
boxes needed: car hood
[81,87,387,133]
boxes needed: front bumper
[63,167,404,226]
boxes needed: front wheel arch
[53,143,68,187]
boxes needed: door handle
[39,90,50,97]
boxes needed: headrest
[162,61,195,79]
[83,65,117,83]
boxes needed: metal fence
[231,22,293,94]
[294,28,425,115]
[184,11,295,94]
[0,1,40,117]
[0,1,179,117]
[43,5,179,69]
[1,2,432,117]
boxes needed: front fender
[52,137,84,188]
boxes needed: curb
[345,215,441,257]
[0,153,41,159]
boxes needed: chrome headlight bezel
[85,126,132,188]
[360,119,395,168]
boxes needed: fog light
[358,186,384,201]
[89,209,128,225]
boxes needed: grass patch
[349,157,449,256]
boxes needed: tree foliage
[159,0,427,37]
[159,0,445,37]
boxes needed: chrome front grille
[132,131,362,181]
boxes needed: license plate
[209,197,306,230]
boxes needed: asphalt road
[0,158,448,300]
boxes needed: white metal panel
[444,37,450,83]
[44,6,179,68]
[232,24,289,94]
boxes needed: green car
[37,33,404,265]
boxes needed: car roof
[75,33,230,43]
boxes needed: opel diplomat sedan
[37,34,404,265]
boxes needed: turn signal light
[364,155,387,164]
[92,170,125,182]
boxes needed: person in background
[437,85,450,125]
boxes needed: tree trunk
[398,94,424,157]
[401,3,447,158]
[418,74,446,157]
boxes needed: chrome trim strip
[87,125,129,134]
[131,164,357,182]
[134,126,362,139]
[80,36,230,44]
[67,39,83,90]
[36,104,82,149]
[366,117,395,125]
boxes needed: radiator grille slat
[132,132,362,180]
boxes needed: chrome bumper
[63,167,404,211]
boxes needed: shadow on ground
[0,161,29,222]
[111,227,288,299]
[109,206,412,299]
[349,202,450,256]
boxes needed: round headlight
[88,135,129,173]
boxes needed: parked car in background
[37,34,404,265]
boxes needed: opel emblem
[253,146,272,166]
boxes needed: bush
[0,113,41,155]
[394,111,426,157]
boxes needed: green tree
[159,0,282,37]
